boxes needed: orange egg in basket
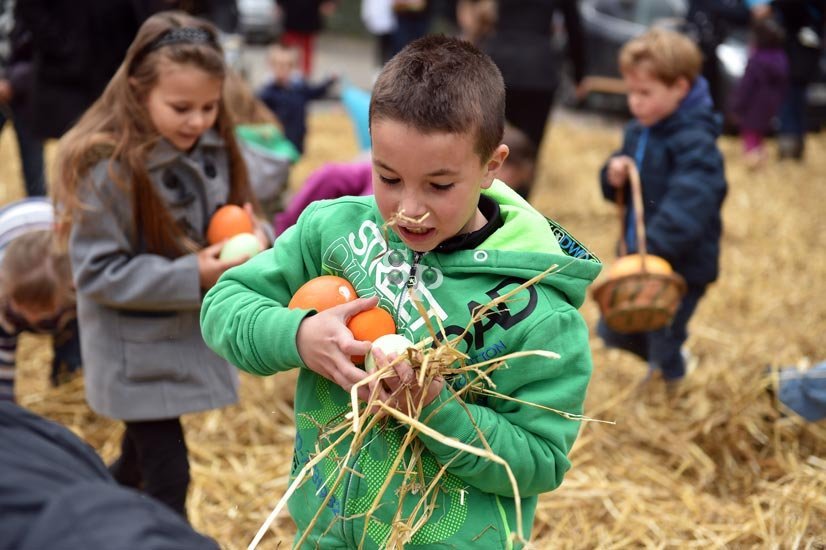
[288,276,357,311]
[607,253,673,279]
[206,204,254,245]
[347,307,396,364]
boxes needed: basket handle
[615,158,650,270]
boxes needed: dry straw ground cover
[4,107,825,549]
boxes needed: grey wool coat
[69,130,240,421]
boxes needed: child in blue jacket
[598,29,728,386]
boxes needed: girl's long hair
[55,11,256,257]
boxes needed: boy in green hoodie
[201,35,601,549]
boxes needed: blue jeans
[778,82,807,138]
[597,284,707,380]
[778,361,826,422]
[0,108,46,196]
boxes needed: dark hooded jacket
[0,402,219,550]
[600,77,728,286]
[730,48,790,133]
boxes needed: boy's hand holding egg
[290,276,375,401]
[289,276,427,408]
[367,335,443,415]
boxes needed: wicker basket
[592,160,687,334]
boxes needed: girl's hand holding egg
[198,241,243,290]
[242,202,273,250]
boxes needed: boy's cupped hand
[368,347,444,416]
[607,155,633,188]
[297,296,380,402]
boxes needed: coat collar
[145,129,225,170]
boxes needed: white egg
[365,334,414,372]
[219,232,262,262]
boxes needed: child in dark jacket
[257,43,337,155]
[599,28,728,386]
[729,16,789,168]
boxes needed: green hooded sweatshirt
[201,180,601,548]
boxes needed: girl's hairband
[150,27,218,50]
[130,27,220,73]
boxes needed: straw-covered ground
[3,107,824,549]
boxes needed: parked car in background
[563,0,826,132]
[237,0,281,43]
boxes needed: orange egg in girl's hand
[288,275,357,311]
[347,307,396,364]
[206,204,255,245]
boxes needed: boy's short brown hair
[369,34,505,162]
[618,28,703,85]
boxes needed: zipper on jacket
[406,251,424,290]
[393,250,425,329]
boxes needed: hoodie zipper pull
[406,251,423,290]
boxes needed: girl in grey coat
[54,12,270,518]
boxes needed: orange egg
[347,306,396,364]
[608,253,673,278]
[288,275,357,311]
[206,204,255,245]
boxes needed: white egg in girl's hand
[365,334,415,372]
[219,232,262,262]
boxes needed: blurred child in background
[598,29,727,390]
[54,12,270,519]
[224,70,299,219]
[258,43,338,155]
[456,0,497,46]
[0,198,80,401]
[276,0,338,77]
[747,0,825,160]
[729,16,789,169]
